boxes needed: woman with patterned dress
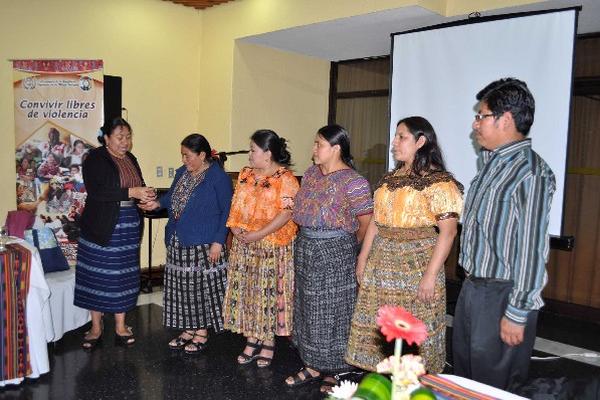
[75,118,156,349]
[141,134,232,354]
[345,116,463,373]
[286,125,373,393]
[223,129,299,368]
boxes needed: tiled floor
[1,291,599,400]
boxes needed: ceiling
[241,0,600,61]
[163,0,234,10]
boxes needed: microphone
[215,150,249,165]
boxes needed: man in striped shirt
[452,78,556,391]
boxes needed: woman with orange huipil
[223,129,299,368]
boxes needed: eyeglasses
[474,113,495,122]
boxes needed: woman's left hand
[417,274,437,303]
[240,230,265,244]
[208,243,222,263]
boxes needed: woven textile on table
[0,243,32,381]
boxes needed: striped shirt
[459,139,555,324]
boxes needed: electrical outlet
[156,166,163,177]
[168,167,174,178]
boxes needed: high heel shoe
[115,326,135,346]
[82,331,102,351]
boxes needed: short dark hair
[317,124,355,169]
[250,129,292,167]
[396,116,446,175]
[99,117,132,145]
[476,78,535,135]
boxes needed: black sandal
[168,330,195,350]
[255,343,275,368]
[237,340,262,365]
[320,376,339,393]
[184,333,208,354]
[115,326,135,346]
[285,368,321,387]
[82,333,102,351]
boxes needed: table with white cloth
[420,374,529,400]
[43,268,91,342]
[0,238,90,387]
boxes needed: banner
[13,60,104,263]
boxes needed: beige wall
[196,0,447,153]
[230,42,329,173]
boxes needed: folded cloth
[420,374,499,400]
[5,211,35,239]
[24,228,69,273]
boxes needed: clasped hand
[129,186,156,204]
[231,227,265,244]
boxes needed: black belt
[465,274,512,284]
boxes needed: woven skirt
[293,229,358,374]
[223,236,294,341]
[162,235,227,332]
[74,205,141,313]
[345,226,446,373]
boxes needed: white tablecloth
[439,374,529,400]
[44,268,90,342]
[0,238,90,387]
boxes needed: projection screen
[389,8,578,236]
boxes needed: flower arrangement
[376,355,425,399]
[328,380,359,399]
[376,306,428,399]
[328,306,431,400]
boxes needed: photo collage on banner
[13,60,104,264]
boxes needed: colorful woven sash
[0,243,32,381]
[420,374,499,400]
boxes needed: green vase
[409,387,436,400]
[351,373,392,400]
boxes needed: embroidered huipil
[460,139,556,324]
[227,167,299,245]
[293,165,373,232]
[374,171,463,227]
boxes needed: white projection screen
[389,8,578,236]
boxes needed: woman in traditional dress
[345,116,463,373]
[286,124,373,393]
[75,117,155,349]
[223,129,299,367]
[141,134,232,354]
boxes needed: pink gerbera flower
[376,306,428,345]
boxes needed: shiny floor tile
[1,303,599,399]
